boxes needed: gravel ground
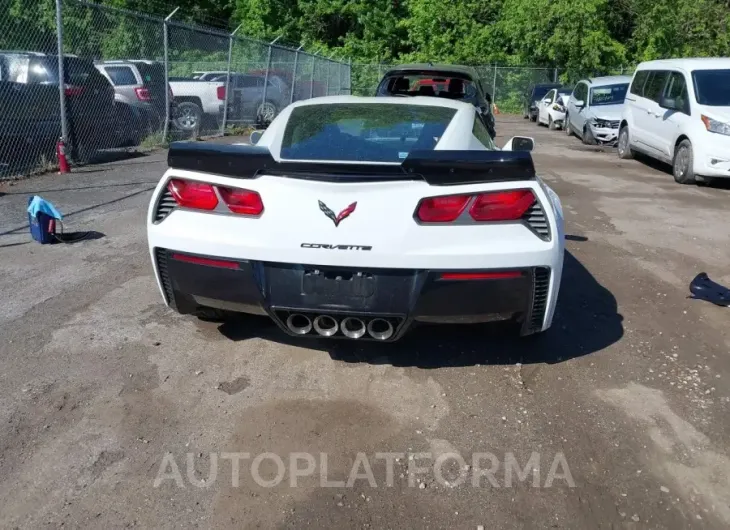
[1,115,729,529]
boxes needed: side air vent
[153,185,176,223]
[522,201,551,241]
[529,267,550,331]
[154,248,175,305]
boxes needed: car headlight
[592,118,610,128]
[701,115,730,136]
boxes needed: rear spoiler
[167,142,536,186]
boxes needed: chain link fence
[0,0,351,180]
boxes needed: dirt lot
[1,115,729,529]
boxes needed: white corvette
[147,96,564,342]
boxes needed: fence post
[325,60,330,96]
[222,24,242,134]
[290,45,303,104]
[348,58,352,95]
[162,7,179,142]
[553,67,558,82]
[261,36,279,124]
[491,63,497,102]
[310,56,316,99]
[55,0,68,147]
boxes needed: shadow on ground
[214,250,623,368]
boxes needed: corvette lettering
[301,243,372,251]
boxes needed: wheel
[565,114,573,136]
[548,116,556,130]
[673,140,696,184]
[617,125,634,159]
[582,125,596,145]
[256,101,278,126]
[172,101,202,132]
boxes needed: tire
[256,101,278,126]
[548,116,556,130]
[673,139,696,185]
[617,125,634,159]
[582,125,596,145]
[172,101,202,132]
[529,113,537,122]
[565,114,573,137]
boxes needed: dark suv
[0,51,116,165]
[523,83,562,122]
[375,64,496,138]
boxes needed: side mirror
[575,99,585,108]
[249,130,264,145]
[503,136,535,152]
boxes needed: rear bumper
[153,247,553,341]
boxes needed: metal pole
[55,0,68,144]
[260,36,280,124]
[222,24,242,134]
[289,48,301,104]
[162,7,179,142]
[310,57,316,99]
[325,60,330,96]
[492,63,497,103]
[553,67,558,83]
[348,58,351,95]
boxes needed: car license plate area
[302,269,375,298]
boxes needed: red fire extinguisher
[56,137,70,174]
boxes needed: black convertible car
[375,63,496,139]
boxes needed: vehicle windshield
[590,83,628,106]
[280,103,458,162]
[378,74,478,102]
[692,69,730,106]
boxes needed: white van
[617,58,730,184]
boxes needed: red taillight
[135,87,151,101]
[469,190,535,221]
[167,179,218,210]
[64,85,84,96]
[439,271,523,280]
[218,187,263,216]
[171,253,239,269]
[416,189,536,223]
[217,86,226,100]
[416,194,470,222]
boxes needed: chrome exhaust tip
[341,317,366,339]
[313,315,339,337]
[286,313,312,335]
[367,318,394,341]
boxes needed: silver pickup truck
[168,78,226,132]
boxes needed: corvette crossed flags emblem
[318,200,357,227]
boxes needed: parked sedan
[537,86,573,130]
[565,75,631,145]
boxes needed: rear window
[280,103,457,163]
[136,63,165,86]
[105,66,137,86]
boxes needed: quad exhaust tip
[286,313,312,335]
[313,315,339,337]
[341,317,366,339]
[367,318,394,341]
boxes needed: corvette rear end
[147,96,564,342]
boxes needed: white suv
[617,58,730,185]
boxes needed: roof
[381,63,479,79]
[636,57,730,70]
[586,75,632,86]
[292,94,475,111]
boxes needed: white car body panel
[537,89,571,128]
[621,58,730,179]
[147,96,565,340]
